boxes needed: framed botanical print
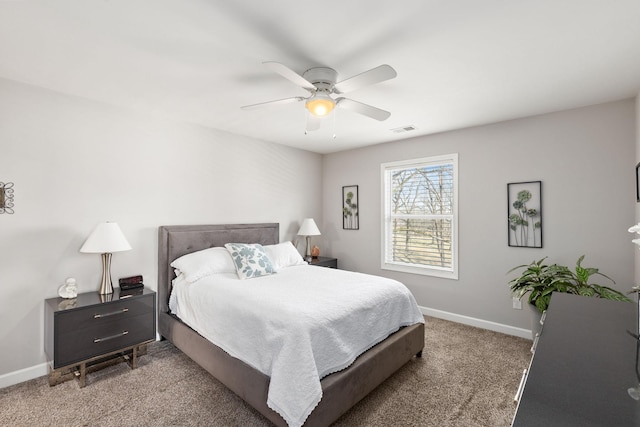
[342,185,359,230]
[508,181,542,248]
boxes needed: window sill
[381,263,458,280]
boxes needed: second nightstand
[308,256,338,269]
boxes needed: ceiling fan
[241,62,397,131]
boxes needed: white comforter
[169,264,424,427]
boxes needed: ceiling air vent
[390,125,417,134]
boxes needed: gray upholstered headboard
[157,223,279,313]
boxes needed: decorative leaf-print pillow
[224,243,276,279]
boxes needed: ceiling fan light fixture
[305,92,335,117]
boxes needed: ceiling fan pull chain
[332,109,337,139]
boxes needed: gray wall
[0,78,322,383]
[323,99,636,332]
[0,75,636,385]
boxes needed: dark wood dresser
[44,287,156,387]
[512,292,640,426]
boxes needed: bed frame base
[158,224,425,426]
[160,312,423,426]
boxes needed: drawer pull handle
[530,333,540,354]
[94,308,128,318]
[514,369,528,403]
[94,331,128,343]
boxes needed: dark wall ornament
[342,185,359,230]
[508,181,542,248]
[636,162,640,202]
[0,182,14,214]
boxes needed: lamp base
[304,236,313,263]
[99,253,114,295]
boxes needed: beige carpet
[0,317,531,426]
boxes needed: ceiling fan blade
[241,96,305,110]
[306,114,322,132]
[263,62,316,91]
[336,97,391,121]
[334,64,397,94]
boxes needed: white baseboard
[1,335,163,390]
[0,362,48,389]
[420,305,532,340]
[1,309,530,389]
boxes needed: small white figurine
[58,277,78,299]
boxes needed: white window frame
[380,154,458,279]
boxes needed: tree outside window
[381,154,458,279]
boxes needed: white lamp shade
[297,218,321,236]
[80,222,132,253]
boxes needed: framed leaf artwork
[342,185,359,230]
[508,181,542,248]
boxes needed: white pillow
[170,247,236,283]
[224,243,276,279]
[264,241,306,271]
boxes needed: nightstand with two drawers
[308,256,338,269]
[44,287,156,387]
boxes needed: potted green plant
[508,255,631,338]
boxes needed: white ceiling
[1,1,639,154]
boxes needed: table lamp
[297,218,321,261]
[80,222,132,295]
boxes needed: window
[381,154,458,279]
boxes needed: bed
[158,223,425,427]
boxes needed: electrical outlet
[512,297,522,310]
